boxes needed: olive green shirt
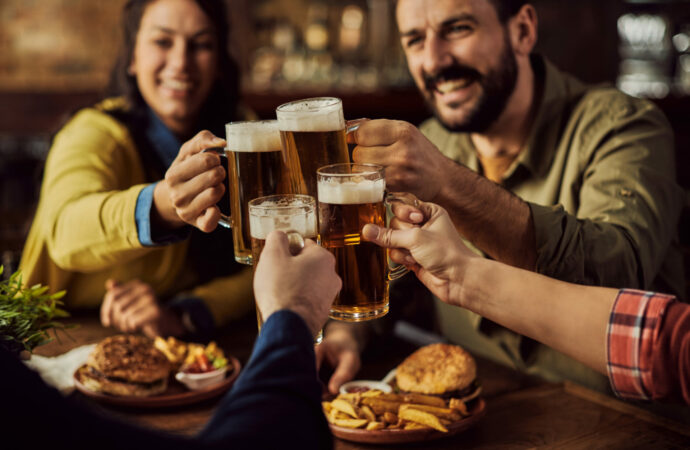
[419,55,685,390]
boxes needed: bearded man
[317,0,685,393]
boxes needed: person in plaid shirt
[364,200,690,404]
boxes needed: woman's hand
[100,279,185,338]
[154,130,228,232]
[362,199,479,306]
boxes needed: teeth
[162,79,193,91]
[436,79,471,94]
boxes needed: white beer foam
[276,98,345,132]
[249,212,317,240]
[317,179,385,205]
[225,121,281,152]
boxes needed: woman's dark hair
[105,0,241,138]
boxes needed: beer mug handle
[201,147,232,229]
[388,260,409,280]
[384,192,413,280]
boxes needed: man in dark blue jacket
[3,231,341,450]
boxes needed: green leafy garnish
[0,266,72,355]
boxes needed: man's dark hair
[105,0,241,138]
[488,0,529,23]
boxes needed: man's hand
[315,323,363,394]
[362,200,479,306]
[100,279,185,338]
[155,130,228,232]
[253,231,342,338]
[351,119,451,202]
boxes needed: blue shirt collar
[145,107,181,169]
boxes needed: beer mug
[317,163,408,322]
[248,194,321,341]
[276,97,356,198]
[204,120,290,265]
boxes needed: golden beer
[317,163,403,321]
[248,195,318,334]
[225,121,289,265]
[276,98,351,198]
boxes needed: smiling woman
[128,0,220,136]
[19,0,254,342]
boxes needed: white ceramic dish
[339,379,393,395]
[175,366,228,391]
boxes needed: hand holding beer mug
[248,194,324,341]
[203,120,290,264]
[317,163,408,321]
[276,97,355,198]
[253,230,341,341]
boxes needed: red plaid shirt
[606,289,675,400]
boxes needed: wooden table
[35,313,690,448]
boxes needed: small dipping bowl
[339,380,393,395]
[175,366,227,391]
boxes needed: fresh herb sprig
[0,266,71,355]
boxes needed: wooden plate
[73,355,241,408]
[330,397,486,445]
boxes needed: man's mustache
[423,64,481,91]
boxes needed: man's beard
[422,35,518,133]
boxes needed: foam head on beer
[248,196,318,241]
[276,97,345,132]
[249,213,317,240]
[317,178,385,205]
[225,120,281,152]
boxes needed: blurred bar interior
[1,0,689,279]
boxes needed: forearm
[153,179,186,228]
[435,163,536,270]
[48,186,151,270]
[189,268,254,326]
[458,258,617,373]
[201,310,331,448]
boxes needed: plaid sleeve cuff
[606,289,675,400]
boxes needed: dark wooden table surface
[35,313,690,448]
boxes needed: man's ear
[509,4,538,56]
[128,60,136,76]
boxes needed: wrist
[454,257,495,314]
[153,181,185,228]
[324,322,364,353]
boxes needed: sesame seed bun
[396,343,477,395]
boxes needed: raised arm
[362,201,615,373]
[352,119,536,270]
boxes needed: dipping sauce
[345,386,371,393]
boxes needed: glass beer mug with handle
[248,194,323,342]
[203,120,290,265]
[276,97,359,199]
[317,163,408,322]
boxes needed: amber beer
[317,164,405,321]
[248,195,318,335]
[276,97,351,198]
[225,120,289,265]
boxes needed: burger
[76,335,171,397]
[395,343,481,402]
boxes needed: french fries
[154,336,187,368]
[323,389,471,432]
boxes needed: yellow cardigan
[19,99,253,326]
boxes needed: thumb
[362,223,416,251]
[263,230,291,258]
